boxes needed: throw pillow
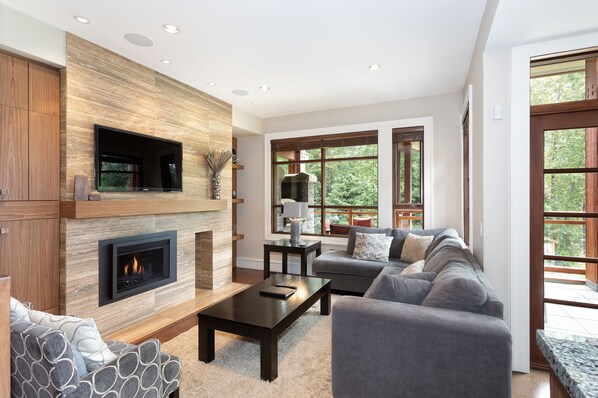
[365,274,432,305]
[421,262,488,313]
[400,259,425,275]
[10,297,31,321]
[29,310,117,371]
[346,226,392,255]
[400,233,433,262]
[352,232,394,262]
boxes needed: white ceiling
[487,0,598,52]
[0,0,487,119]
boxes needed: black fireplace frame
[98,231,177,307]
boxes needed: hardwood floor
[232,267,262,284]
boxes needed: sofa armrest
[74,339,165,397]
[332,297,512,398]
[10,319,80,397]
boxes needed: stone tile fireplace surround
[60,34,233,334]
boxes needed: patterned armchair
[10,318,180,398]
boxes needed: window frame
[270,130,379,237]
[392,126,424,229]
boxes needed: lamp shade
[282,202,309,218]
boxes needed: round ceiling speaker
[124,33,154,47]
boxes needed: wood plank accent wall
[61,34,232,334]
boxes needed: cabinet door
[29,63,59,116]
[29,113,59,200]
[0,53,28,109]
[0,219,59,311]
[0,105,28,200]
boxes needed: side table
[263,239,321,279]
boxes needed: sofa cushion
[29,310,118,371]
[314,250,410,279]
[400,233,433,262]
[352,233,394,262]
[421,262,488,313]
[423,240,469,274]
[389,228,445,259]
[347,226,392,255]
[462,250,505,319]
[10,297,31,321]
[426,228,460,256]
[400,259,425,275]
[364,274,432,305]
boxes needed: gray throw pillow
[346,226,392,255]
[421,262,488,313]
[365,274,433,305]
[352,233,394,262]
[71,347,89,377]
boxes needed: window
[393,126,424,229]
[271,131,378,237]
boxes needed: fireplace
[98,231,177,306]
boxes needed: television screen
[94,125,183,192]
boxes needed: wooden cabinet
[0,105,28,200]
[0,50,60,312]
[0,219,59,312]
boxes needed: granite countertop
[537,330,598,398]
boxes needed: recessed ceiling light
[259,85,270,91]
[206,82,216,86]
[162,24,180,34]
[124,33,154,47]
[245,101,253,105]
[74,16,90,24]
[232,89,249,96]
[368,64,381,71]
[160,59,171,64]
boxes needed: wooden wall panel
[0,221,29,303]
[0,105,28,200]
[62,34,232,333]
[0,52,28,109]
[29,112,60,200]
[28,219,60,310]
[29,63,59,116]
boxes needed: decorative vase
[211,173,222,199]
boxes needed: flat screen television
[94,125,183,192]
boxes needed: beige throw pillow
[400,259,425,275]
[400,233,434,262]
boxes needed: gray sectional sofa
[314,226,512,398]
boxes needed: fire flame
[123,257,144,276]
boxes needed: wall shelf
[232,234,245,241]
[232,198,244,204]
[60,199,227,219]
[232,163,244,170]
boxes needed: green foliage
[530,71,585,106]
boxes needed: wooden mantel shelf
[60,199,227,219]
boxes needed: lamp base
[289,219,302,244]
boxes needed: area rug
[161,295,337,397]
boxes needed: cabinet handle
[0,188,9,196]
[0,228,8,235]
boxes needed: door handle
[0,228,9,235]
[0,188,9,196]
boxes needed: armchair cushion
[9,297,30,321]
[29,310,117,371]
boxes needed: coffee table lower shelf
[197,275,331,381]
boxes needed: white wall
[463,0,500,265]
[237,93,463,271]
[0,4,65,66]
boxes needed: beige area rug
[161,296,337,397]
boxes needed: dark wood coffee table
[197,274,331,381]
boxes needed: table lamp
[282,202,309,244]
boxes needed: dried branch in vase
[203,149,232,174]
